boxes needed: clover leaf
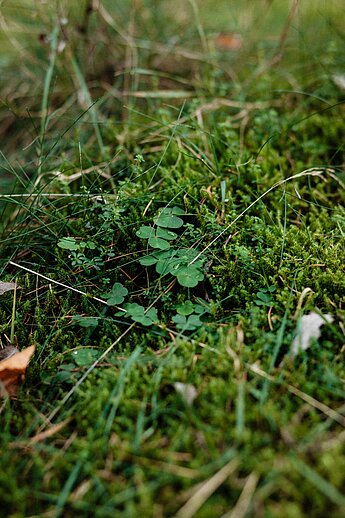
[176,300,195,316]
[72,348,100,366]
[154,213,184,228]
[123,303,158,326]
[136,226,155,239]
[175,265,204,288]
[102,282,128,305]
[172,314,202,331]
[156,228,178,240]
[148,236,171,250]
[139,254,159,266]
[154,207,184,229]
[72,315,99,328]
[58,237,79,250]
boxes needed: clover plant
[137,206,206,288]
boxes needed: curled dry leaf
[291,312,334,355]
[0,281,20,296]
[0,345,36,397]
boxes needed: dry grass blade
[221,472,259,518]
[10,418,71,448]
[9,261,108,306]
[174,459,238,518]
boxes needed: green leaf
[145,307,158,322]
[161,206,185,215]
[154,214,184,228]
[58,237,79,251]
[156,227,178,240]
[86,241,96,250]
[176,300,195,316]
[172,313,202,331]
[72,315,99,328]
[175,266,204,287]
[194,302,210,315]
[136,226,155,239]
[124,303,158,326]
[255,290,273,307]
[72,348,99,366]
[103,282,128,305]
[148,236,171,250]
[132,315,153,326]
[124,303,144,316]
[139,255,158,266]
[172,314,186,327]
[155,253,179,275]
[256,292,271,302]
[187,314,203,328]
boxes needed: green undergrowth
[0,1,345,517]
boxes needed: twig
[8,261,108,306]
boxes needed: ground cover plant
[0,0,344,516]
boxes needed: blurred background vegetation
[0,0,344,170]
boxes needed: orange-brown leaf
[0,345,36,397]
[215,33,242,51]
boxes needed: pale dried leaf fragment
[291,312,334,355]
[0,345,36,397]
[0,281,20,295]
[333,74,345,91]
[174,382,198,406]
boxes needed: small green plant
[254,286,276,307]
[102,282,128,306]
[58,237,105,271]
[119,303,158,327]
[172,299,210,331]
[137,206,206,288]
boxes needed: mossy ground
[0,1,344,517]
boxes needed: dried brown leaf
[0,345,36,397]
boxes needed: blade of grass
[38,24,59,178]
[290,456,345,507]
[174,459,238,518]
[70,55,104,153]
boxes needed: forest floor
[0,1,344,516]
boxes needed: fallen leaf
[333,74,345,91]
[174,382,198,406]
[215,33,242,51]
[0,281,20,295]
[0,345,36,397]
[291,312,334,355]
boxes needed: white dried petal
[291,312,334,355]
[174,382,198,406]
